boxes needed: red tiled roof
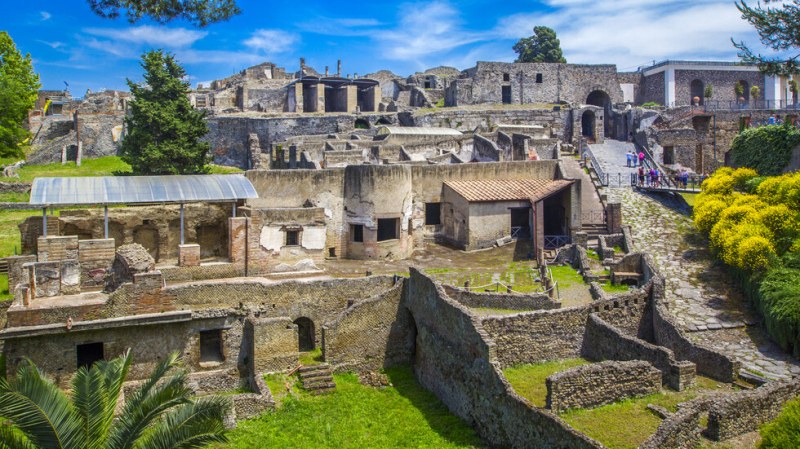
[444,179,574,203]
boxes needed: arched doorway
[294,317,315,351]
[581,110,596,141]
[586,90,613,139]
[354,118,370,129]
[690,79,704,105]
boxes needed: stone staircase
[298,364,336,395]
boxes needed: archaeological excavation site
[3,17,800,446]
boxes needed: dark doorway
[543,193,567,236]
[76,342,104,369]
[510,207,531,239]
[690,79,704,105]
[351,224,364,242]
[65,145,78,162]
[200,329,224,363]
[581,110,596,141]
[294,317,315,351]
[302,83,318,113]
[355,118,370,129]
[501,86,512,104]
[377,218,399,241]
[425,203,441,225]
[586,90,613,139]
[663,146,675,165]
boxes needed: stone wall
[443,285,560,311]
[642,72,665,105]
[322,282,414,372]
[405,269,602,449]
[403,108,567,141]
[473,134,500,161]
[707,378,800,441]
[246,316,299,373]
[546,360,661,413]
[674,69,763,106]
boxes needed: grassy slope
[0,273,11,301]
[227,366,483,449]
[503,359,590,407]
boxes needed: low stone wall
[160,262,245,283]
[640,396,714,449]
[707,378,800,441]
[546,360,661,413]
[443,285,560,311]
[583,314,695,391]
[322,282,414,372]
[0,182,31,193]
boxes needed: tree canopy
[734,0,800,75]
[513,26,567,63]
[0,32,40,159]
[121,50,211,175]
[87,0,240,27]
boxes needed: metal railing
[511,226,531,239]
[581,210,606,223]
[694,100,800,112]
[544,235,571,249]
[630,172,704,192]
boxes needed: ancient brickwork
[178,244,201,267]
[404,108,567,141]
[77,239,115,290]
[37,236,78,262]
[546,360,661,413]
[674,69,763,106]
[322,282,414,372]
[246,316,299,373]
[642,72,665,105]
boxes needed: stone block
[606,202,623,234]
[228,217,247,264]
[78,239,115,289]
[37,236,78,262]
[59,259,81,296]
[4,255,36,292]
[29,262,61,298]
[574,232,588,249]
[246,317,298,374]
[178,244,201,267]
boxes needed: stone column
[606,202,623,234]
[178,244,201,267]
[345,85,358,113]
[228,217,248,264]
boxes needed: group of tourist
[625,149,645,167]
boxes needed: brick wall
[78,239,115,290]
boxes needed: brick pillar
[178,244,201,267]
[228,217,248,265]
[346,85,358,113]
[606,202,622,234]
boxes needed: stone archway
[587,90,613,139]
[581,110,596,142]
[294,317,315,352]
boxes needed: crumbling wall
[546,360,661,413]
[104,244,155,292]
[322,282,414,372]
[405,269,601,449]
[707,378,800,441]
[443,285,560,311]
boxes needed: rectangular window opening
[200,329,224,363]
[286,230,299,246]
[503,73,510,82]
[351,224,364,242]
[536,73,543,83]
[377,218,400,241]
[77,342,104,369]
[425,203,442,225]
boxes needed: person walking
[638,151,645,167]
[638,166,645,186]
[626,150,632,167]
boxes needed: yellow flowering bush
[731,167,759,190]
[737,235,776,272]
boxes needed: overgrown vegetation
[0,273,12,302]
[693,167,800,355]
[231,366,482,448]
[641,102,661,108]
[0,156,132,182]
[727,124,800,176]
[0,31,41,158]
[758,396,800,448]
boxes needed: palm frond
[0,363,85,449]
[107,353,191,449]
[134,396,230,449]
[0,425,37,449]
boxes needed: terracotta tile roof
[444,179,574,203]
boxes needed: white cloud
[83,26,208,48]
[37,40,65,50]
[244,29,298,54]
[40,11,51,21]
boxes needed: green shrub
[746,176,768,193]
[434,98,445,108]
[729,125,800,176]
[641,102,661,108]
[759,397,800,448]
[757,267,800,356]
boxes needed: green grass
[681,193,698,207]
[586,249,600,261]
[425,262,544,294]
[299,348,323,366]
[0,156,132,182]
[0,273,12,302]
[0,191,30,203]
[503,358,590,407]
[0,209,41,257]
[230,366,483,449]
[549,265,585,289]
[0,156,242,183]
[600,282,631,294]
[560,376,734,449]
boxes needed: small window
[536,73,543,83]
[377,218,399,241]
[77,342,104,369]
[351,224,364,242]
[200,329,224,363]
[286,230,299,246]
[503,73,510,82]
[425,203,441,225]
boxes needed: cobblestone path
[588,140,640,185]
[608,188,800,380]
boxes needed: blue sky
[4,0,772,94]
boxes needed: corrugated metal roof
[376,126,463,136]
[29,174,258,206]
[444,179,573,203]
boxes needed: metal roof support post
[104,205,109,239]
[232,201,237,217]
[42,208,47,237]
[180,203,185,245]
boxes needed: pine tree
[87,0,240,27]
[513,26,567,63]
[734,1,800,75]
[0,31,40,158]
[121,50,210,175]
